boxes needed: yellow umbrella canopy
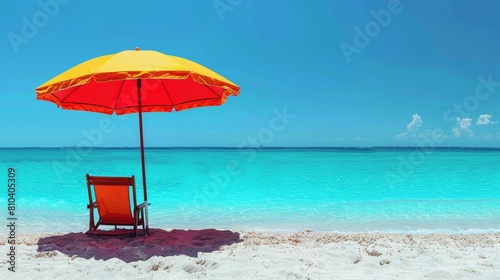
[36,48,240,114]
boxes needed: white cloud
[459,118,472,130]
[452,117,473,137]
[396,114,423,138]
[396,114,450,142]
[476,114,496,125]
[407,114,423,131]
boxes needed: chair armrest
[136,202,147,210]
[87,201,97,209]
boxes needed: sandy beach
[1,229,499,279]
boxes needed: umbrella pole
[137,79,149,233]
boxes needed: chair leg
[140,209,146,235]
[133,208,138,237]
[88,214,93,233]
[88,206,96,233]
[145,204,150,235]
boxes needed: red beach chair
[86,174,147,237]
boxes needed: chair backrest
[86,175,137,224]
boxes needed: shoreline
[1,229,499,279]
[13,219,500,235]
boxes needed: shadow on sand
[37,228,241,262]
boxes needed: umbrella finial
[135,47,140,51]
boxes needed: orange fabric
[35,49,239,114]
[94,185,134,224]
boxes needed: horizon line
[2,146,500,149]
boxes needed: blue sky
[1,0,500,147]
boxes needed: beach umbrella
[36,48,240,231]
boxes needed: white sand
[1,229,499,279]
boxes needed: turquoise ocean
[1,147,499,233]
